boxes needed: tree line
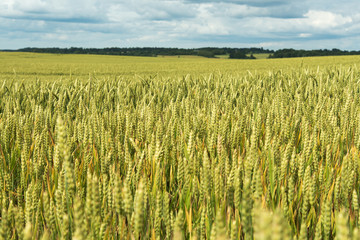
[2,47,360,59]
[269,48,360,58]
[3,47,271,59]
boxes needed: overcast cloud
[0,0,359,49]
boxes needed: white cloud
[44,33,68,41]
[304,10,352,29]
[0,0,360,49]
[299,33,311,38]
[107,4,141,23]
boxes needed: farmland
[1,52,360,239]
[1,52,360,80]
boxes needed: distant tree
[197,50,215,58]
[268,48,360,58]
[15,47,360,59]
[229,51,248,59]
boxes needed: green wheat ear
[133,178,145,239]
[241,178,253,239]
[322,197,332,240]
[353,190,359,221]
[40,230,50,240]
[174,209,184,240]
[73,195,86,240]
[23,222,33,240]
[154,193,162,239]
[336,210,350,240]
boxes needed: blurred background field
[1,52,360,81]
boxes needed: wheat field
[1,53,360,239]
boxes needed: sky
[0,0,359,50]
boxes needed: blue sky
[1,0,359,50]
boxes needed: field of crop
[1,52,360,81]
[1,52,360,239]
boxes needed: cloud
[0,0,105,23]
[44,33,69,41]
[184,0,290,7]
[304,10,352,29]
[0,0,359,50]
[299,33,311,38]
